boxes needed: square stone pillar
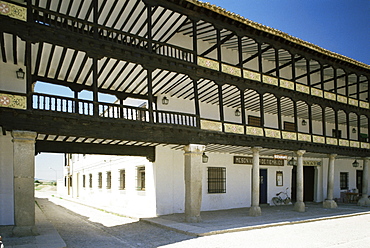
[358,158,370,206]
[184,144,205,223]
[294,150,306,212]
[323,154,337,208]
[12,131,38,236]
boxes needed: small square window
[137,167,145,191]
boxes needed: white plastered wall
[0,61,26,93]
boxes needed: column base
[294,201,306,212]
[323,199,337,208]
[185,215,202,223]
[249,206,262,217]
[12,226,38,237]
[357,197,370,207]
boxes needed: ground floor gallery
[58,146,370,219]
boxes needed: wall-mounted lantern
[301,119,307,126]
[352,159,359,168]
[235,108,241,116]
[162,96,169,105]
[352,128,357,134]
[202,152,208,163]
[16,68,25,79]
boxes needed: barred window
[98,172,102,189]
[119,170,126,190]
[82,175,86,188]
[340,172,348,190]
[106,171,111,189]
[137,167,145,191]
[89,174,92,188]
[208,167,226,193]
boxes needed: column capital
[184,144,206,155]
[12,130,37,143]
[251,146,262,153]
[295,150,306,157]
[363,157,370,162]
[327,154,337,159]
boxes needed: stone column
[358,157,370,206]
[323,154,337,208]
[294,150,306,212]
[12,131,38,236]
[184,144,205,223]
[249,147,262,217]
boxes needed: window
[284,121,296,132]
[340,172,348,190]
[89,174,92,188]
[119,170,126,190]
[208,167,226,193]
[137,167,145,191]
[82,175,86,188]
[98,172,102,188]
[106,171,111,189]
[248,115,261,127]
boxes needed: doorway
[259,169,268,204]
[291,166,315,202]
[356,170,363,194]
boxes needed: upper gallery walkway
[0,0,369,157]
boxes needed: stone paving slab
[142,203,370,236]
[0,203,66,248]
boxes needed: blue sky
[35,0,370,180]
[207,0,370,64]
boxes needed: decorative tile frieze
[337,95,347,104]
[296,84,310,94]
[221,64,241,77]
[197,57,219,71]
[0,1,26,21]
[359,101,369,109]
[262,75,278,86]
[282,131,297,140]
[243,70,261,81]
[326,137,338,146]
[265,129,281,139]
[200,119,223,132]
[0,93,26,109]
[313,135,325,144]
[280,79,295,90]
[348,98,358,107]
[311,88,323,97]
[361,143,369,149]
[298,133,311,142]
[339,139,349,147]
[224,123,244,134]
[324,92,336,101]
[246,126,264,136]
[350,141,360,148]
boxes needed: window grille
[340,172,348,190]
[106,171,111,189]
[208,167,226,193]
[284,121,296,131]
[248,115,261,127]
[119,170,126,190]
[98,172,102,188]
[89,174,92,188]
[137,167,145,191]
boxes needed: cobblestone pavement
[36,197,193,248]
